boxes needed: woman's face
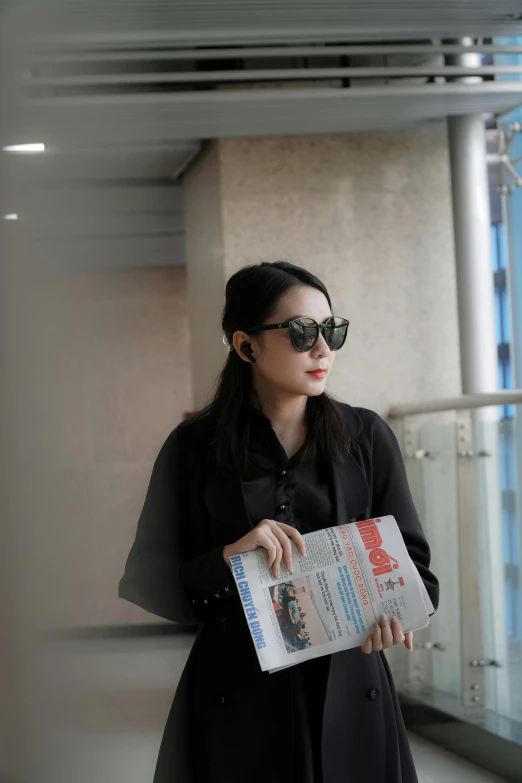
[236,285,337,399]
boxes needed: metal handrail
[388,390,522,418]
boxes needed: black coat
[119,402,440,783]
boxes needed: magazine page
[410,556,435,615]
[227,515,430,672]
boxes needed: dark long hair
[194,261,352,476]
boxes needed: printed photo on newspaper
[227,515,434,673]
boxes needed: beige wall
[40,267,192,628]
[218,133,462,412]
[183,143,227,409]
[184,133,461,415]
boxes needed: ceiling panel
[16,83,522,146]
[18,1,522,46]
[1,143,200,182]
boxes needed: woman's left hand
[360,614,413,654]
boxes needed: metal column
[447,59,509,717]
[447,113,498,397]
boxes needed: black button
[368,688,380,701]
[279,504,286,511]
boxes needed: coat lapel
[330,402,371,525]
[330,455,370,526]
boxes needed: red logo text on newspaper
[355,518,400,577]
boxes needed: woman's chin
[304,380,326,395]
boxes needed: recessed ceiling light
[2,213,18,220]
[2,143,46,153]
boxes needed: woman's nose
[311,331,330,356]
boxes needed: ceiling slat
[17,83,522,145]
[20,0,522,46]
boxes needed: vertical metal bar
[394,416,434,697]
[456,410,486,719]
[447,112,498,398]
[388,416,412,693]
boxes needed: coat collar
[337,401,364,440]
[203,400,369,545]
[331,402,369,522]
[246,398,364,440]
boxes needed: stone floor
[30,633,508,783]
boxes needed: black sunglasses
[245,316,349,353]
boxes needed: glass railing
[387,391,522,744]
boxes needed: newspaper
[227,515,434,673]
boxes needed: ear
[240,343,256,363]
[232,330,255,363]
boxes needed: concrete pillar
[183,144,227,410]
[183,132,461,415]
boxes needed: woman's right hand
[223,519,307,579]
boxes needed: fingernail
[380,613,387,622]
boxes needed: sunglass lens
[324,318,348,350]
[290,318,318,351]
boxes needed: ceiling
[3,2,522,268]
[14,83,522,146]
[17,1,522,46]
[1,142,191,268]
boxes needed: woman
[119,261,439,783]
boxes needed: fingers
[360,629,374,654]
[270,524,296,573]
[380,614,396,649]
[257,519,306,577]
[391,615,405,645]
[372,618,383,651]
[276,522,307,556]
[255,521,279,570]
[258,533,277,571]
[262,529,284,576]
[360,615,408,654]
